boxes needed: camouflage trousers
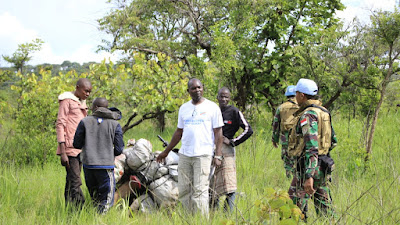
[281,145,294,177]
[288,161,334,219]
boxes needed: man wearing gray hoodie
[73,97,124,214]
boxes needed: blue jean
[211,192,236,212]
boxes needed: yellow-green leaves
[255,187,304,224]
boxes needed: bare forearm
[165,128,183,153]
[214,127,223,156]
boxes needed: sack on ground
[114,153,127,183]
[142,160,169,182]
[168,165,178,182]
[149,175,179,208]
[130,194,156,213]
[124,138,153,171]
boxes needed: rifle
[157,135,179,153]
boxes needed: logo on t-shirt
[224,120,232,124]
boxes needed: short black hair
[187,78,202,89]
[92,97,108,108]
[218,87,230,96]
[76,78,91,88]
[304,94,319,100]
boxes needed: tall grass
[1,111,400,224]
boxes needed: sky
[0,0,398,67]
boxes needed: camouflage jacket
[272,98,298,146]
[295,105,338,178]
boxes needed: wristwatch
[214,155,223,160]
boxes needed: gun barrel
[157,135,168,147]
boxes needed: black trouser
[64,155,85,206]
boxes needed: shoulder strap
[309,104,331,124]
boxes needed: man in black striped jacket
[210,87,253,212]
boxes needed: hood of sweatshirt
[93,107,122,120]
[58,91,86,105]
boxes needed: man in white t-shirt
[157,78,224,215]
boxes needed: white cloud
[0,10,119,67]
[0,12,39,43]
[364,0,397,11]
[30,44,120,65]
[337,0,397,24]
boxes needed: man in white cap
[287,78,337,220]
[272,85,299,178]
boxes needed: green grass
[1,111,400,224]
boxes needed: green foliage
[130,52,188,112]
[2,38,43,73]
[5,69,82,165]
[254,188,304,224]
[2,111,400,224]
[97,0,344,110]
[84,55,189,132]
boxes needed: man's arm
[56,100,70,168]
[301,111,319,195]
[231,110,253,146]
[156,128,183,163]
[213,127,223,166]
[56,100,69,144]
[114,124,124,156]
[73,120,86,149]
[272,107,281,148]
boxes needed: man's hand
[156,150,169,164]
[213,158,222,167]
[60,153,70,169]
[272,141,278,148]
[304,177,315,195]
[59,142,70,169]
[223,137,230,145]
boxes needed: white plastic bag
[165,151,179,165]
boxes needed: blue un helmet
[285,85,296,97]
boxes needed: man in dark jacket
[210,87,253,212]
[73,97,124,214]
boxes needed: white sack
[114,153,127,183]
[149,175,179,208]
[130,194,156,213]
[168,165,178,182]
[124,138,153,171]
[142,161,169,182]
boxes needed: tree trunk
[365,65,393,161]
[157,111,166,132]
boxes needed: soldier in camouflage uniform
[287,78,337,220]
[272,85,299,178]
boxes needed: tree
[85,56,189,133]
[97,0,344,112]
[364,10,400,160]
[291,20,379,114]
[2,38,43,73]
